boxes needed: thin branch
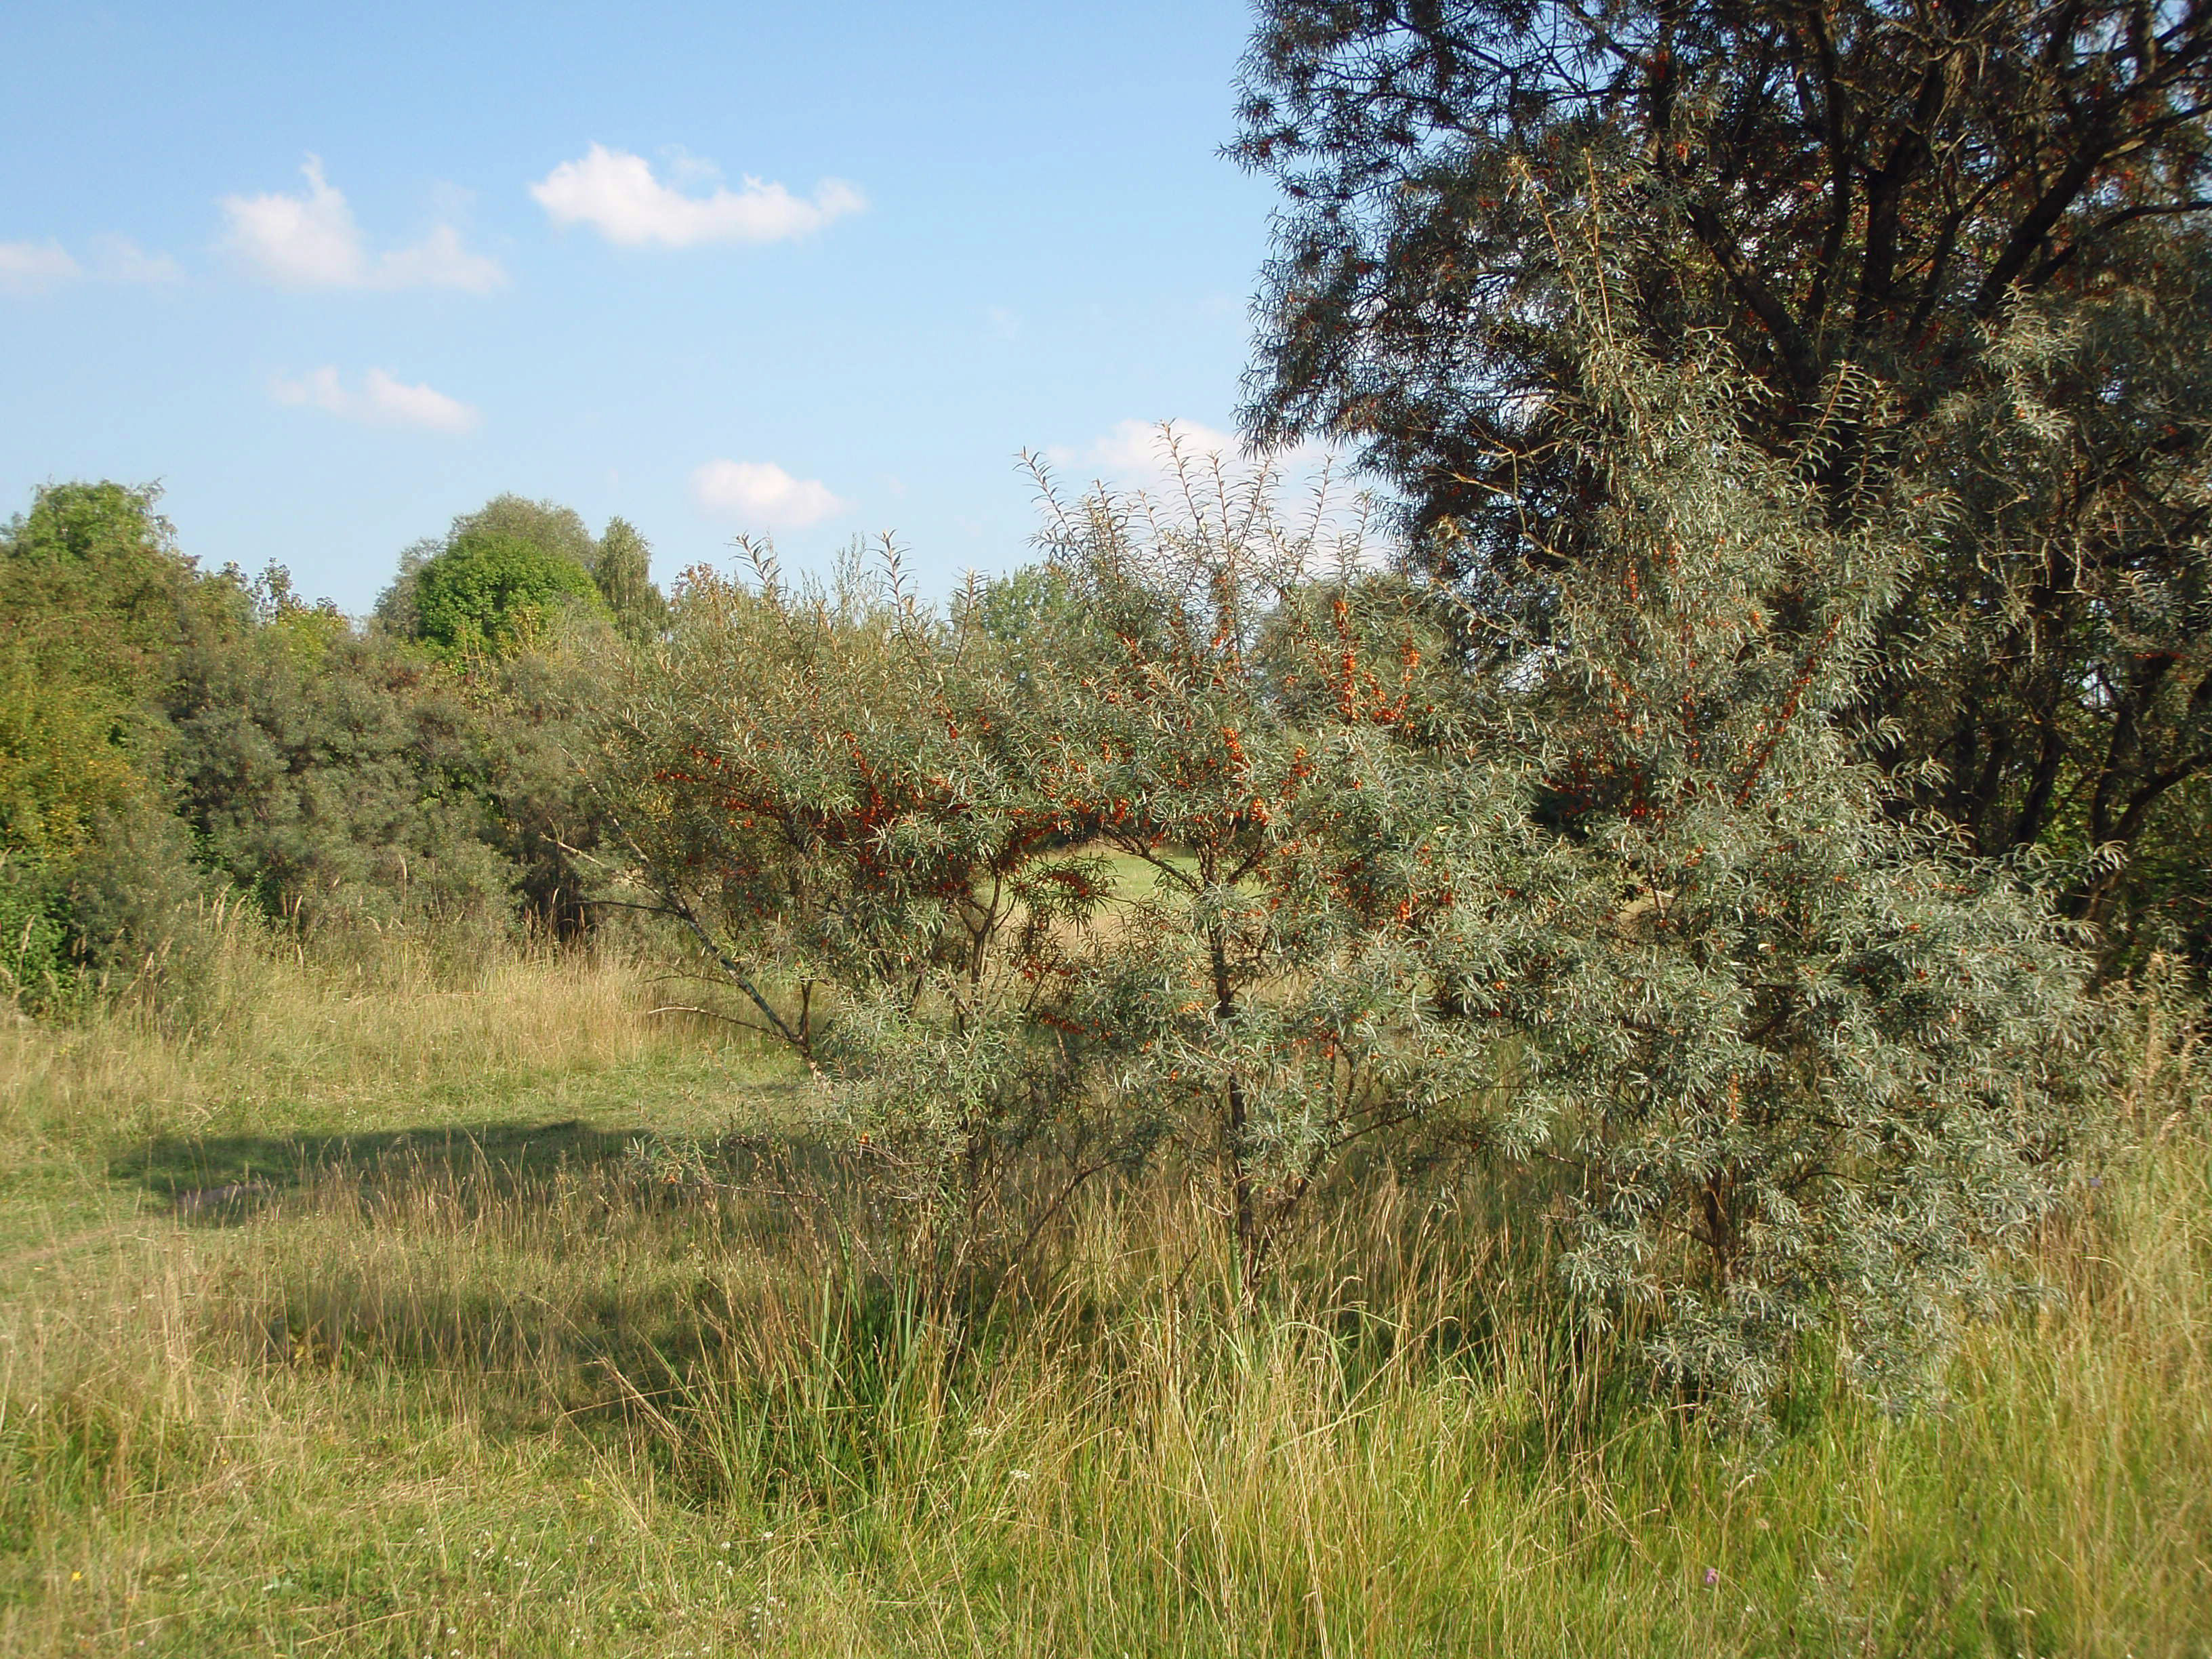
[579,895,802,1048]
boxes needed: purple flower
[1704,1567,1720,1589]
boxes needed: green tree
[592,516,668,644]
[163,605,515,935]
[376,493,600,640]
[0,481,224,1006]
[1235,0,2212,939]
[0,647,144,868]
[0,480,194,724]
[163,563,613,941]
[412,531,604,659]
[449,493,598,573]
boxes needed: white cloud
[531,145,864,247]
[222,159,360,285]
[0,241,83,296]
[270,366,480,434]
[2,235,184,295]
[358,368,479,432]
[370,224,504,292]
[88,235,182,283]
[220,157,504,291]
[1087,417,1246,475]
[1048,419,1331,487]
[691,459,847,527]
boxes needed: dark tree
[1236,0,2212,930]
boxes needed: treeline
[0,485,654,1007]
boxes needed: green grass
[1,937,2207,1656]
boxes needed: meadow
[9,2,2212,1652]
[1,929,2205,1658]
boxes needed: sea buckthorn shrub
[1349,302,2104,1416]
[607,322,2098,1418]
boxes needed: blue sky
[0,1,1307,612]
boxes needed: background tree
[163,581,519,938]
[163,562,616,941]
[448,493,599,573]
[0,483,212,1002]
[0,477,631,989]
[411,531,605,659]
[1235,0,2212,939]
[592,516,669,644]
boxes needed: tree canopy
[412,530,605,659]
[1236,0,2212,937]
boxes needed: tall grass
[0,935,2205,1656]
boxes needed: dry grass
[0,935,2206,1656]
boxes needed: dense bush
[597,539,1114,1261]
[166,553,619,941]
[0,482,192,861]
[1376,320,2100,1415]
[0,483,216,1007]
[607,312,2098,1418]
[163,588,520,936]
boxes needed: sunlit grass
[0,937,2205,1656]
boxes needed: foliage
[163,613,516,937]
[377,493,666,655]
[1017,455,1488,1283]
[1380,312,2101,1416]
[59,799,228,1020]
[599,541,1122,1261]
[609,333,2095,1414]
[447,492,599,572]
[0,482,191,865]
[412,529,605,659]
[162,568,613,941]
[0,644,143,869]
[602,500,1497,1284]
[0,478,628,978]
[0,850,69,1008]
[1235,0,2212,935]
[594,516,669,644]
[0,481,197,703]
[0,481,224,1010]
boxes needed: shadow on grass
[99,1117,911,1480]
[110,1120,654,1223]
[110,1105,851,1228]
